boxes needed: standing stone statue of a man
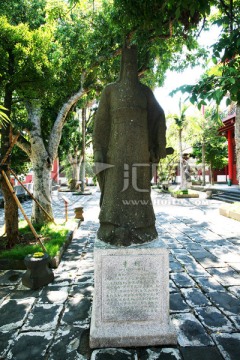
[93,46,166,246]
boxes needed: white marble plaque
[90,244,177,348]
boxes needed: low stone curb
[219,204,240,221]
[171,193,199,198]
[0,221,81,271]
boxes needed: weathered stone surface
[93,46,166,245]
[229,315,240,330]
[171,313,213,346]
[170,292,189,313]
[170,273,196,288]
[0,286,14,305]
[207,291,240,316]
[194,276,225,293]
[61,294,92,326]
[0,270,24,285]
[0,298,35,331]
[194,306,236,332]
[207,267,240,286]
[48,326,89,360]
[7,331,53,360]
[139,347,182,360]
[179,346,223,360]
[0,330,15,359]
[180,288,211,308]
[22,304,63,331]
[91,348,137,360]
[169,260,184,273]
[38,286,69,304]
[9,285,41,300]
[213,333,240,360]
[90,246,177,348]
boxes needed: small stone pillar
[22,252,54,290]
[74,207,84,221]
[206,190,213,199]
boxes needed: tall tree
[175,0,240,185]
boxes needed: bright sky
[154,25,221,115]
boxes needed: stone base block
[90,242,177,348]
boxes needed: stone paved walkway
[0,189,240,359]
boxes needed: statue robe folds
[93,47,166,246]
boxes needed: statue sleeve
[145,87,167,163]
[93,86,111,163]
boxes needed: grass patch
[169,189,189,195]
[0,219,76,260]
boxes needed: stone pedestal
[22,253,54,290]
[90,239,177,348]
[74,206,84,221]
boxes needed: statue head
[119,46,138,83]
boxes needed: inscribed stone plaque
[90,245,177,348]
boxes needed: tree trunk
[31,154,53,223]
[179,128,187,189]
[80,108,86,192]
[27,102,54,223]
[19,85,86,222]
[209,162,214,185]
[202,139,206,186]
[0,81,19,247]
[235,104,240,187]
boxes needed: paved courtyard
[0,189,240,359]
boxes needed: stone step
[212,190,240,203]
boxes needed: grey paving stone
[229,316,240,330]
[0,286,14,305]
[229,262,240,272]
[185,261,209,277]
[138,347,183,360]
[72,273,94,285]
[173,251,192,258]
[22,303,63,331]
[184,243,205,251]
[0,298,35,331]
[0,270,24,285]
[181,288,211,308]
[171,313,214,346]
[213,333,240,360]
[48,325,90,360]
[194,276,225,293]
[0,330,15,359]
[170,273,196,289]
[91,348,137,360]
[189,250,225,268]
[69,283,94,298]
[6,331,53,360]
[207,291,240,316]
[9,285,41,300]
[38,286,69,304]
[52,271,73,285]
[164,239,183,249]
[170,261,184,273]
[61,294,92,325]
[169,280,178,293]
[194,306,236,332]
[179,346,223,360]
[205,267,240,286]
[170,292,189,313]
[228,286,240,298]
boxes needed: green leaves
[0,105,10,127]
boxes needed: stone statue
[93,46,166,246]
